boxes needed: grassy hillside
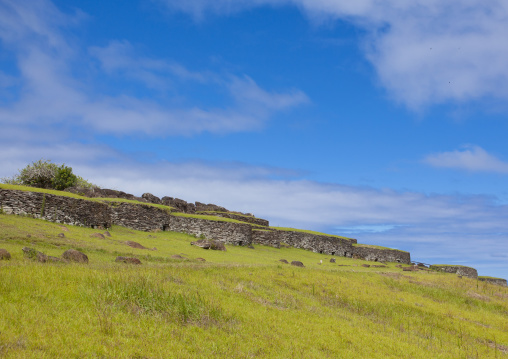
[1,213,507,358]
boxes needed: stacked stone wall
[276,230,354,256]
[167,215,252,246]
[429,265,478,279]
[352,246,411,264]
[478,277,507,287]
[0,190,111,228]
[252,230,280,248]
[109,202,170,232]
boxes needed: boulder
[171,254,185,259]
[62,249,89,264]
[330,258,336,263]
[191,239,226,251]
[103,231,112,237]
[57,233,65,238]
[0,249,11,260]
[279,259,289,264]
[90,233,105,239]
[362,264,371,268]
[124,241,147,249]
[191,239,211,249]
[141,193,161,204]
[291,261,305,267]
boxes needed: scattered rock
[279,259,289,264]
[22,247,47,262]
[337,264,350,267]
[171,254,185,259]
[291,261,305,267]
[90,233,105,239]
[0,249,11,260]
[395,264,403,268]
[191,239,211,249]
[124,241,147,249]
[103,231,111,237]
[196,258,206,262]
[372,265,387,268]
[362,264,371,268]
[62,249,89,264]
[57,233,65,238]
[190,239,226,251]
[330,258,336,263]
[248,245,255,249]
[59,226,69,232]
[115,256,141,265]
[402,266,418,272]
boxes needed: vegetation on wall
[1,159,97,190]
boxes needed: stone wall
[252,229,280,248]
[167,215,252,246]
[201,212,269,227]
[352,246,411,264]
[109,202,170,232]
[0,190,111,228]
[478,277,508,287]
[429,265,478,279]
[276,230,354,256]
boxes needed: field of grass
[1,213,508,358]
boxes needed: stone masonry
[429,265,478,279]
[352,246,411,264]
[0,189,111,228]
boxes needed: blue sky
[1,0,508,278]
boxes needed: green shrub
[52,165,77,190]
[1,159,97,191]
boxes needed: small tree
[1,159,97,190]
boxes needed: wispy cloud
[424,145,508,173]
[160,0,508,109]
[0,0,308,138]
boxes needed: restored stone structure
[351,246,411,264]
[109,202,170,232]
[429,265,478,279]
[252,229,280,248]
[167,215,252,246]
[276,230,355,257]
[478,277,507,287]
[0,189,111,228]
[0,188,412,261]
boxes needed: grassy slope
[1,214,507,358]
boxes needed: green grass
[353,243,409,252]
[1,213,508,358]
[270,226,353,240]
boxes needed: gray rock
[62,249,89,264]
[0,249,11,260]
[291,261,305,267]
[124,241,147,249]
[141,193,161,204]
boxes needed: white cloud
[424,145,508,173]
[160,0,508,108]
[0,1,308,137]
